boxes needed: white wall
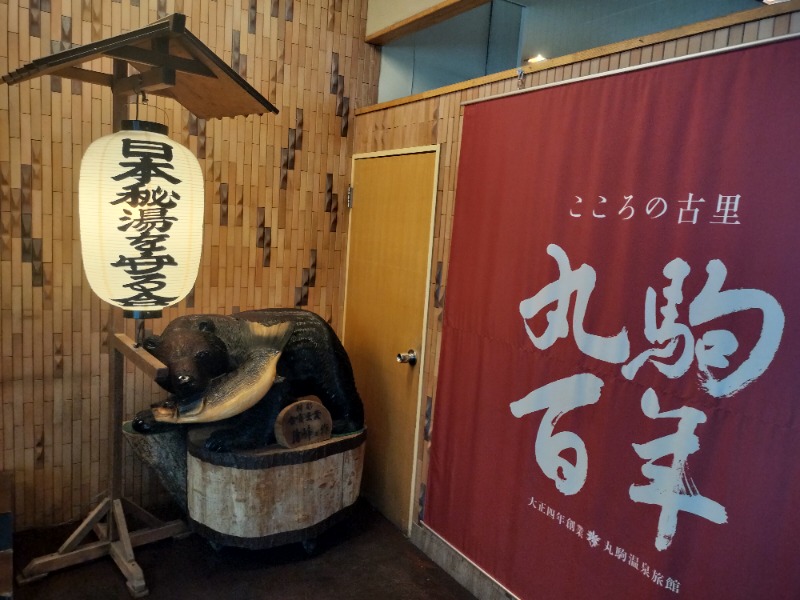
[378,4,493,102]
[367,0,445,36]
[377,1,521,103]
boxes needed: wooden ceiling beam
[111,67,177,95]
[103,46,214,78]
[52,66,114,87]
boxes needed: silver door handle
[396,349,417,366]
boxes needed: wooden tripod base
[16,329,188,595]
[17,496,187,597]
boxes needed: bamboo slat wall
[352,6,800,527]
[0,0,379,529]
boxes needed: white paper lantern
[79,120,204,318]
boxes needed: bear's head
[143,318,232,398]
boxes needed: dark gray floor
[12,500,475,600]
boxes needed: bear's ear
[142,335,161,353]
[198,320,216,334]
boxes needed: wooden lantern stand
[17,331,187,597]
[2,14,280,597]
[16,59,189,598]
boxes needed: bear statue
[132,308,364,452]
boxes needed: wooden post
[109,56,128,508]
[16,61,188,597]
[112,59,129,133]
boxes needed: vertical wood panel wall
[353,7,800,527]
[0,0,379,529]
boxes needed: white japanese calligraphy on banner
[511,244,784,550]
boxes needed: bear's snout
[169,361,210,397]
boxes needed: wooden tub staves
[185,428,366,549]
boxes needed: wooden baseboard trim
[410,522,517,600]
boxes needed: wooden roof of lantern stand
[1,12,278,120]
[2,13,278,598]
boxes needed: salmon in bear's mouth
[151,321,293,424]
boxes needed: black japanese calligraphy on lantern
[111,137,182,308]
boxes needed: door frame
[343,145,440,533]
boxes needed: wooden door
[343,147,439,533]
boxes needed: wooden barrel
[186,428,366,549]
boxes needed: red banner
[425,38,800,599]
